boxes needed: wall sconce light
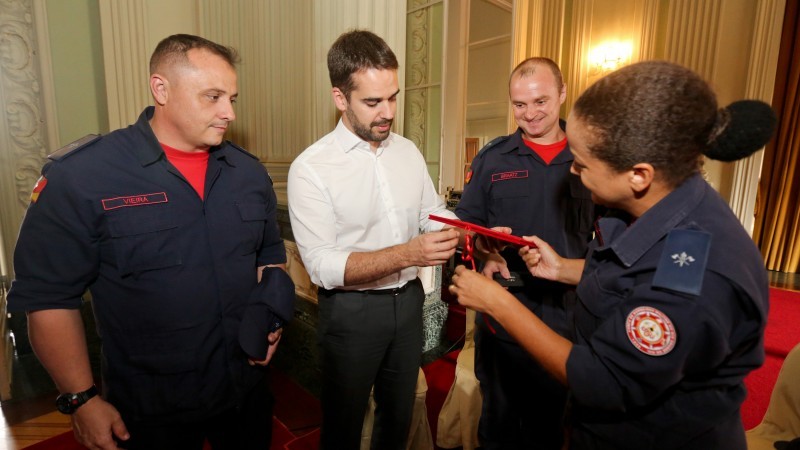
[589,41,632,75]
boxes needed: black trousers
[475,324,567,450]
[118,374,274,450]
[317,278,424,450]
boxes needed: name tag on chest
[491,170,528,182]
[102,192,169,210]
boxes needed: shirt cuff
[316,250,351,290]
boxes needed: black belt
[319,279,418,297]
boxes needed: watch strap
[57,384,98,414]
[77,384,98,404]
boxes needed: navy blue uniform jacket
[8,107,287,423]
[567,174,768,449]
[455,127,596,339]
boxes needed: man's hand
[480,252,510,280]
[405,228,459,267]
[248,328,283,367]
[71,397,128,449]
[474,226,513,254]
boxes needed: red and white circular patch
[626,306,676,356]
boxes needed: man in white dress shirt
[287,30,460,450]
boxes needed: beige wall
[32,0,788,212]
[501,0,783,230]
[2,0,787,255]
[45,0,108,144]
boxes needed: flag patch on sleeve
[30,176,48,203]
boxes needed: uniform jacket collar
[596,174,707,267]
[133,106,233,167]
[500,119,573,164]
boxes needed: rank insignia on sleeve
[30,176,48,203]
[626,306,676,356]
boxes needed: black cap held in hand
[238,267,296,360]
[704,100,777,162]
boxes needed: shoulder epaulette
[48,134,101,161]
[652,228,712,296]
[474,135,511,160]
[226,140,259,160]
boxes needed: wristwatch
[56,385,98,414]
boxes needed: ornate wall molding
[1,0,50,211]
[405,6,431,154]
[0,0,53,400]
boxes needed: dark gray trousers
[317,278,424,450]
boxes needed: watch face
[56,393,79,414]
[56,385,97,414]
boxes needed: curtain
[753,0,800,273]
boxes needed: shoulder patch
[474,135,511,160]
[226,140,259,160]
[652,229,711,296]
[48,134,101,161]
[626,306,676,356]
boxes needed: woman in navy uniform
[449,60,776,449]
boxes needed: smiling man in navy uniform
[455,57,598,449]
[7,34,290,450]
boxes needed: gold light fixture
[588,41,633,75]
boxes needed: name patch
[102,192,168,210]
[491,170,528,183]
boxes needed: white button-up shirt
[288,120,457,290]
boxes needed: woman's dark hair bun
[704,100,777,162]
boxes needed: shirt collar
[597,174,707,267]
[333,119,394,155]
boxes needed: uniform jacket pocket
[235,201,269,255]
[106,206,181,276]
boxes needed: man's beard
[346,108,392,143]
